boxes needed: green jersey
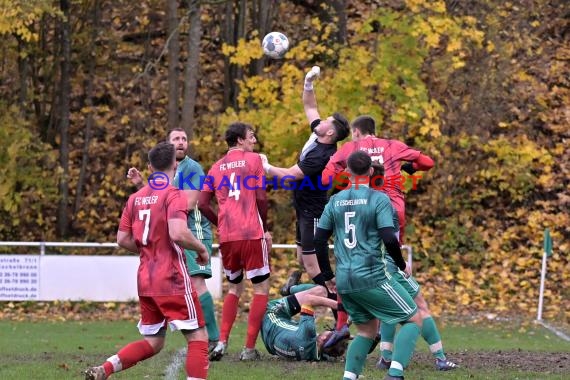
[173,156,212,240]
[261,298,319,361]
[318,185,396,294]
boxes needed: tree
[56,0,71,237]
[166,0,181,130]
[181,0,201,139]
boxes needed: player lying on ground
[261,283,350,361]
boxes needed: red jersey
[119,185,192,297]
[204,149,265,243]
[324,136,421,203]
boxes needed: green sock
[388,322,420,377]
[422,316,445,360]
[380,322,396,360]
[199,291,219,342]
[343,335,374,380]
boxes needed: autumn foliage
[0,0,568,322]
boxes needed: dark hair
[371,161,385,188]
[347,151,372,175]
[148,141,176,171]
[321,336,350,358]
[332,113,350,142]
[225,122,253,147]
[351,115,376,135]
[166,128,186,142]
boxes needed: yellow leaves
[451,56,466,69]
[0,0,58,42]
[222,37,264,66]
[424,32,440,48]
[446,39,462,52]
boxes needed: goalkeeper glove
[304,66,320,91]
[401,162,416,175]
[259,153,272,174]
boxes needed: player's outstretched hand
[127,167,143,187]
[304,66,321,91]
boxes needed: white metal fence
[0,242,412,302]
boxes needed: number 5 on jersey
[344,211,357,249]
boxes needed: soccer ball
[262,32,289,59]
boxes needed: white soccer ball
[262,32,290,59]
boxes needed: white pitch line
[165,347,187,380]
[537,320,570,342]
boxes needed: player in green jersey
[370,161,458,372]
[261,283,350,361]
[314,151,422,380]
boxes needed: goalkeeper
[261,284,350,361]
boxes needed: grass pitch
[0,318,568,379]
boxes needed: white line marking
[536,320,570,342]
[165,347,186,380]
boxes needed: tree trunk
[250,0,276,76]
[16,36,29,113]
[57,0,71,237]
[233,0,246,108]
[74,0,99,217]
[181,0,201,140]
[166,0,180,131]
[222,0,234,109]
[331,0,347,44]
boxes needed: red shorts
[219,239,270,281]
[137,292,205,335]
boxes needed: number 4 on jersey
[228,172,241,200]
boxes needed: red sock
[186,340,209,379]
[220,293,239,342]
[336,295,349,330]
[245,294,268,349]
[103,339,155,376]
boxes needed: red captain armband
[300,304,315,316]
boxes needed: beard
[175,149,186,161]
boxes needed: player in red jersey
[322,115,434,245]
[198,122,272,362]
[322,117,457,372]
[85,142,209,380]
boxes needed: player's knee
[144,335,165,353]
[314,285,327,297]
[414,293,430,314]
[182,327,208,343]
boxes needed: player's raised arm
[401,153,435,174]
[303,66,321,125]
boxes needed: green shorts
[184,239,213,278]
[391,270,420,299]
[341,277,418,325]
